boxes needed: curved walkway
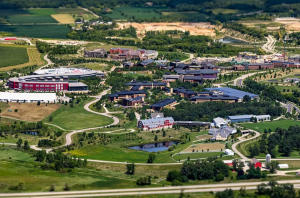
[231,130,260,161]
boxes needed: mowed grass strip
[45,98,113,130]
[240,119,300,133]
[173,152,223,161]
[0,48,45,71]
[183,143,225,152]
[51,14,74,24]
[0,46,29,68]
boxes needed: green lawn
[54,8,91,14]
[173,152,223,161]
[240,120,300,133]
[0,46,29,68]
[106,7,166,19]
[44,98,113,130]
[0,147,139,192]
[7,15,58,24]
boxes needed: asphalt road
[3,180,300,197]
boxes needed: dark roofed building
[138,59,154,66]
[108,90,146,102]
[126,80,166,89]
[173,87,197,98]
[191,94,239,103]
[122,96,144,106]
[175,69,219,79]
[150,98,176,111]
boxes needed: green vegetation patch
[173,152,223,161]
[54,8,91,14]
[7,16,58,24]
[0,148,136,192]
[0,46,29,68]
[240,120,300,133]
[45,98,113,130]
[106,7,166,19]
[0,25,69,39]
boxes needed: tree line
[36,41,79,55]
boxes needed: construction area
[118,22,216,38]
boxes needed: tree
[147,152,156,163]
[243,95,251,102]
[37,101,41,106]
[126,163,135,175]
[167,170,183,182]
[14,109,18,112]
[267,161,279,173]
[232,159,244,171]
[36,150,47,162]
[215,188,234,198]
[16,138,23,148]
[154,135,158,141]
[23,140,30,150]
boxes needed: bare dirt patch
[0,103,61,121]
[196,135,213,141]
[183,143,225,152]
[51,14,74,24]
[118,22,215,37]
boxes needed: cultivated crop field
[0,102,61,122]
[0,25,69,39]
[0,46,29,68]
[51,14,74,24]
[0,47,45,71]
[106,7,166,19]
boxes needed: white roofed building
[138,117,174,131]
[0,92,56,103]
[212,117,228,128]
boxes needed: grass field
[71,63,111,71]
[51,14,74,24]
[0,25,69,39]
[183,143,225,152]
[0,46,29,68]
[240,119,300,133]
[0,102,61,122]
[173,152,223,161]
[106,7,166,19]
[54,8,91,14]
[0,47,45,71]
[45,98,113,130]
[0,147,139,192]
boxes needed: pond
[23,132,38,136]
[128,141,179,152]
[219,36,248,44]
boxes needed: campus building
[175,69,219,79]
[162,75,203,84]
[209,126,237,141]
[150,98,176,111]
[190,93,239,103]
[138,117,174,131]
[84,49,107,58]
[108,90,146,102]
[126,81,167,90]
[206,87,259,101]
[226,114,271,123]
[7,68,97,92]
[0,92,56,103]
[109,48,157,61]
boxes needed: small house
[250,158,262,168]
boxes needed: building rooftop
[108,90,146,97]
[227,115,252,120]
[150,98,176,108]
[126,81,166,86]
[123,96,143,102]
[206,87,258,99]
[191,94,239,100]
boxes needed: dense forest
[163,100,283,122]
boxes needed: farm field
[0,102,61,122]
[0,46,29,68]
[206,8,248,15]
[44,98,113,130]
[173,152,223,161]
[196,135,212,141]
[0,25,69,39]
[50,14,74,24]
[0,47,45,71]
[183,143,225,152]
[106,7,166,20]
[240,119,300,133]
